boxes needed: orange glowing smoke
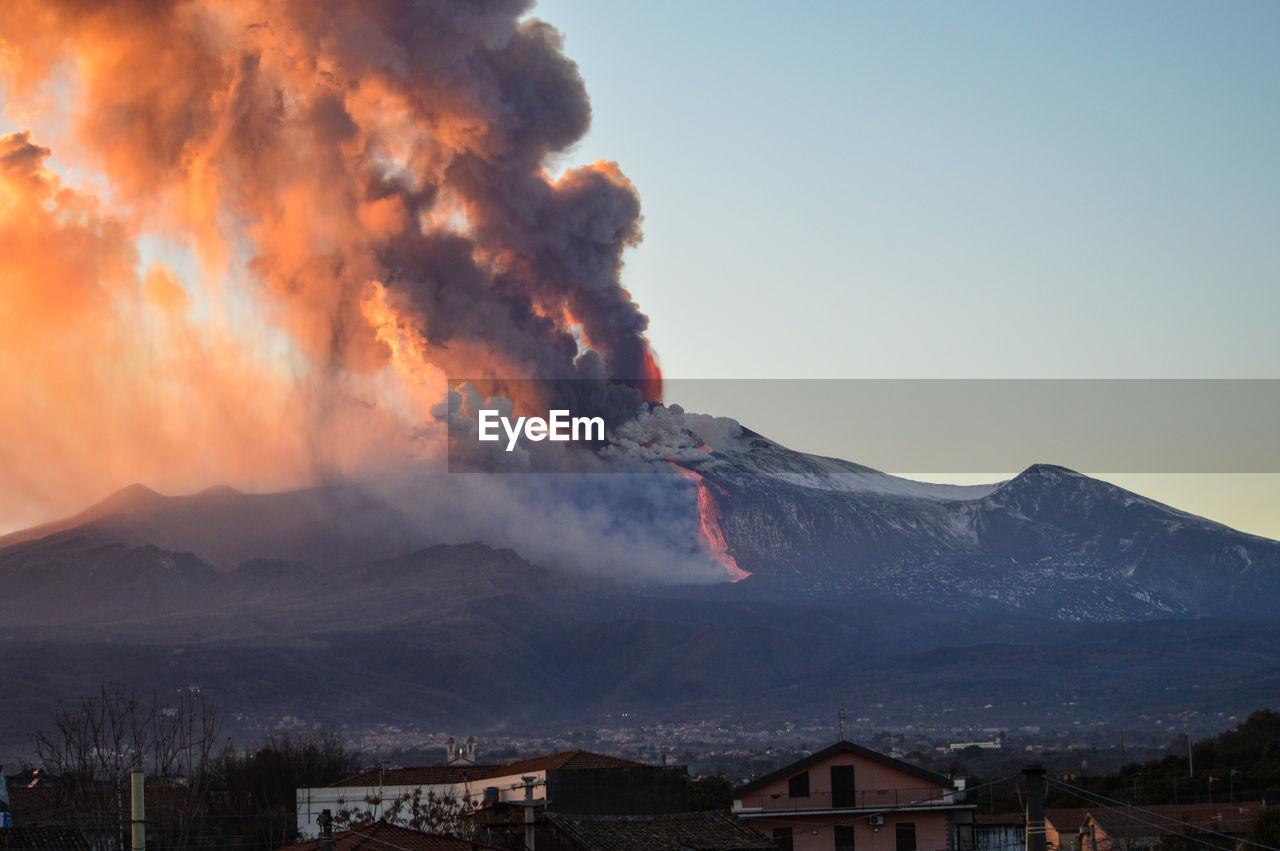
[672,466,751,583]
[0,1,663,529]
[637,348,664,404]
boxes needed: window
[835,824,856,851]
[896,822,917,851]
[774,827,795,851]
[831,765,856,808]
[789,771,810,798]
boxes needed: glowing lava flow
[673,466,751,583]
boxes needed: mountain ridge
[1,430,1277,754]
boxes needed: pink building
[733,741,975,851]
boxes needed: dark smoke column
[353,3,664,399]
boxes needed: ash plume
[0,0,663,527]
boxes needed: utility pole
[130,768,145,851]
[1024,765,1047,851]
[522,776,538,851]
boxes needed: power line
[1047,778,1276,851]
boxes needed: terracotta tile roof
[5,785,70,826]
[1085,802,1265,839]
[1046,808,1089,832]
[278,821,506,851]
[334,766,503,788]
[491,750,646,775]
[0,826,91,850]
[546,811,777,851]
[334,751,646,788]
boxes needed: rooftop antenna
[838,700,848,741]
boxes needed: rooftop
[734,740,955,798]
[1085,802,1265,839]
[279,821,505,851]
[333,750,648,788]
[546,811,776,851]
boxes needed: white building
[296,749,658,838]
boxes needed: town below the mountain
[2,687,1277,851]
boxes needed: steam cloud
[0,1,665,532]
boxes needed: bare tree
[334,787,471,838]
[31,682,221,851]
[204,731,363,849]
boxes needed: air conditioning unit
[869,815,885,827]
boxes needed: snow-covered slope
[680,429,1280,622]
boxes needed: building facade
[733,741,975,851]
[296,750,687,839]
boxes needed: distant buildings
[732,740,976,851]
[945,740,1002,752]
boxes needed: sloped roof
[4,785,69,826]
[0,826,90,851]
[1085,802,1264,839]
[734,740,953,797]
[547,811,776,851]
[278,821,506,851]
[334,750,646,788]
[491,750,646,775]
[334,765,503,788]
[1045,808,1089,832]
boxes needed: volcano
[688,427,1280,621]
[1,421,1278,755]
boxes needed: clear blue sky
[534,0,1280,535]
[537,0,1279,379]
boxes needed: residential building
[959,813,1024,851]
[1077,803,1264,851]
[732,740,975,851]
[296,749,688,838]
[951,803,1268,851]
[1045,809,1089,851]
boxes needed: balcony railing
[736,786,963,813]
